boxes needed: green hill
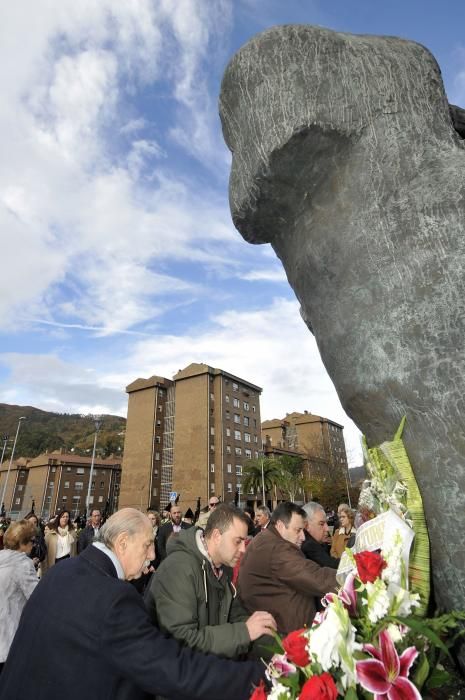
[0,404,126,461]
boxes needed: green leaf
[386,616,450,657]
[425,668,453,689]
[412,652,429,689]
[344,687,359,700]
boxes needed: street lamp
[0,435,9,467]
[260,455,266,506]
[85,419,101,516]
[1,417,26,514]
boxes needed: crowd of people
[0,497,361,699]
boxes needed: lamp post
[1,417,26,514]
[0,434,9,467]
[260,455,266,506]
[85,419,101,517]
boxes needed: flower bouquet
[251,420,465,699]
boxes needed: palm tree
[242,457,282,505]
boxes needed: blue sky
[1,1,464,466]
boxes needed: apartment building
[119,363,262,513]
[262,410,348,476]
[0,451,121,520]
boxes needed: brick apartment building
[262,410,348,478]
[119,363,262,513]
[0,451,121,520]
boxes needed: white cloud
[240,268,288,282]
[0,298,363,465]
[0,0,247,333]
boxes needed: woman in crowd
[24,511,47,572]
[330,507,356,558]
[0,519,38,674]
[43,509,77,572]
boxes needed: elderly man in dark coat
[0,508,265,700]
[238,502,337,634]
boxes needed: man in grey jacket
[145,504,275,658]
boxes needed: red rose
[282,628,310,667]
[299,673,338,700]
[354,550,387,583]
[250,680,267,700]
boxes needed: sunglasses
[209,502,219,507]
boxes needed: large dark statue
[219,25,465,615]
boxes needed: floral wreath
[251,419,465,700]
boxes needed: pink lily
[323,573,358,617]
[356,629,421,699]
[267,654,296,679]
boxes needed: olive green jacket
[145,527,251,658]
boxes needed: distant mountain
[0,404,126,461]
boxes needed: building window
[66,466,72,472]
[226,445,231,454]
[158,404,163,412]
[15,497,21,505]
[248,486,254,495]
[243,416,249,426]
[233,382,239,391]
[236,465,242,476]
[235,447,242,456]
[61,496,67,502]
[234,414,240,424]
[98,495,104,503]
[211,463,215,472]
[233,397,240,408]
[244,433,251,443]
[100,481,105,488]
[243,401,249,411]
[48,481,54,489]
[75,482,84,491]
[255,451,259,459]
[234,430,241,441]
[225,394,230,403]
[19,470,26,477]
[210,444,215,452]
[210,393,215,401]
[210,483,215,492]
[254,435,258,443]
[64,481,70,489]
[227,483,233,493]
[88,495,94,504]
[51,466,56,473]
[253,419,257,428]
[225,410,230,420]
[210,427,215,435]
[153,487,158,496]
[155,436,161,443]
[226,427,231,437]
[155,452,160,461]
[17,485,24,492]
[153,469,158,476]
[91,481,95,490]
[245,449,252,459]
[77,468,84,474]
[156,420,161,427]
[252,405,256,412]
[72,496,80,503]
[227,463,232,473]
[237,483,242,492]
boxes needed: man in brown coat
[237,502,337,634]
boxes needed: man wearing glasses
[196,496,220,529]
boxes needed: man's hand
[245,611,277,640]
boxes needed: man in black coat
[301,501,339,569]
[77,508,102,553]
[155,504,191,564]
[0,508,264,700]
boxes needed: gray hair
[97,508,150,549]
[302,501,325,521]
[256,505,271,518]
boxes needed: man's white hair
[302,501,325,520]
[97,508,150,549]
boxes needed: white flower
[307,598,360,689]
[386,623,405,644]
[364,579,391,624]
[268,682,291,699]
[387,582,421,617]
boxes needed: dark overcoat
[0,545,263,700]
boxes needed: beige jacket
[43,529,77,572]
